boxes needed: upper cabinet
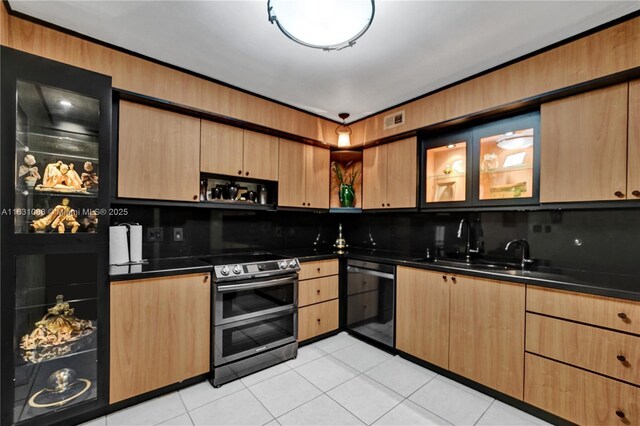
[118,101,201,202]
[630,80,640,200]
[200,121,279,181]
[363,138,417,209]
[278,139,329,209]
[540,83,630,203]
[422,111,540,208]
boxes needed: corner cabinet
[117,101,201,202]
[362,137,417,209]
[421,111,540,208]
[278,139,330,209]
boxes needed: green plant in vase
[332,161,360,208]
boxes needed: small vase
[339,184,355,208]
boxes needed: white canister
[109,225,129,265]
[126,224,143,263]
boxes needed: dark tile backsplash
[112,205,640,275]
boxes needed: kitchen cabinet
[540,83,629,203]
[278,139,330,209]
[628,80,640,199]
[298,299,339,342]
[363,137,417,209]
[118,101,201,202]
[396,267,450,369]
[422,111,539,208]
[525,354,640,426]
[297,259,339,342]
[200,121,279,181]
[109,273,210,403]
[299,259,340,281]
[449,275,525,399]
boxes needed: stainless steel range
[200,253,300,387]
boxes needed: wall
[112,205,640,276]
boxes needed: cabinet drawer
[347,290,379,325]
[299,276,339,307]
[527,313,640,385]
[525,353,640,426]
[299,259,339,281]
[527,286,640,335]
[298,299,339,341]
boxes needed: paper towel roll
[109,225,129,265]
[127,224,143,263]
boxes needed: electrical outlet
[146,227,163,242]
[173,227,184,242]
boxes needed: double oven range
[200,253,300,387]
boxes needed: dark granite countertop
[109,257,212,281]
[109,247,640,301]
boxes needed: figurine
[36,160,88,193]
[81,210,98,233]
[334,223,348,254]
[81,161,98,190]
[31,197,80,233]
[18,154,41,187]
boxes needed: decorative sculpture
[35,160,88,194]
[80,161,98,190]
[18,154,41,187]
[31,198,80,233]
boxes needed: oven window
[221,283,294,319]
[222,314,294,359]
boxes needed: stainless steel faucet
[505,239,534,269]
[457,219,480,262]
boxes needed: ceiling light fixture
[336,113,352,147]
[447,144,456,149]
[59,100,73,107]
[497,131,534,150]
[267,0,375,51]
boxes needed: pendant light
[267,0,375,51]
[336,113,352,147]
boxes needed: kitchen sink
[412,257,520,272]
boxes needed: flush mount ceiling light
[336,113,352,147]
[497,130,534,150]
[267,0,375,51]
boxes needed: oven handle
[347,266,394,280]
[216,276,297,293]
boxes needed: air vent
[383,110,405,130]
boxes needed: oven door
[214,308,297,366]
[214,275,298,325]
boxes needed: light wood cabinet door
[118,101,201,202]
[243,130,279,181]
[278,139,306,207]
[450,275,525,399]
[362,144,388,209]
[525,354,640,426]
[628,80,640,199]
[304,145,330,209]
[299,259,340,281]
[299,276,339,307]
[386,138,417,208]
[110,273,210,403]
[540,83,629,203]
[396,267,450,369]
[200,120,244,177]
[298,299,339,341]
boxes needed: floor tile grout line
[473,399,496,426]
[244,382,279,424]
[272,392,327,423]
[175,389,196,426]
[180,383,247,413]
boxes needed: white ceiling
[10,1,640,122]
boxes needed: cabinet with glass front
[421,111,540,208]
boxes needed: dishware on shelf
[258,185,268,205]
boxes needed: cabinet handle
[193,195,198,200]
[615,191,625,198]
[317,267,321,272]
[203,275,209,283]
[618,312,628,320]
[381,203,385,207]
[238,170,242,175]
[316,289,321,295]
[387,203,390,207]
[615,410,626,419]
[317,318,321,323]
[617,355,627,363]
[442,275,447,282]
[246,172,250,176]
[633,190,640,197]
[451,276,457,283]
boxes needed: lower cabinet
[449,275,525,399]
[525,354,640,426]
[109,273,210,403]
[299,300,339,342]
[297,259,340,342]
[396,267,450,369]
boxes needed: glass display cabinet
[1,47,111,426]
[421,111,539,208]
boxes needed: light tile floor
[82,333,550,426]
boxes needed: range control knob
[288,260,298,268]
[232,265,242,275]
[220,266,230,276]
[279,261,288,270]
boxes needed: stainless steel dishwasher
[346,259,395,348]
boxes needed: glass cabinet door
[15,81,101,234]
[474,112,539,204]
[423,131,472,206]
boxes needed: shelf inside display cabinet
[199,174,277,210]
[330,150,363,210]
